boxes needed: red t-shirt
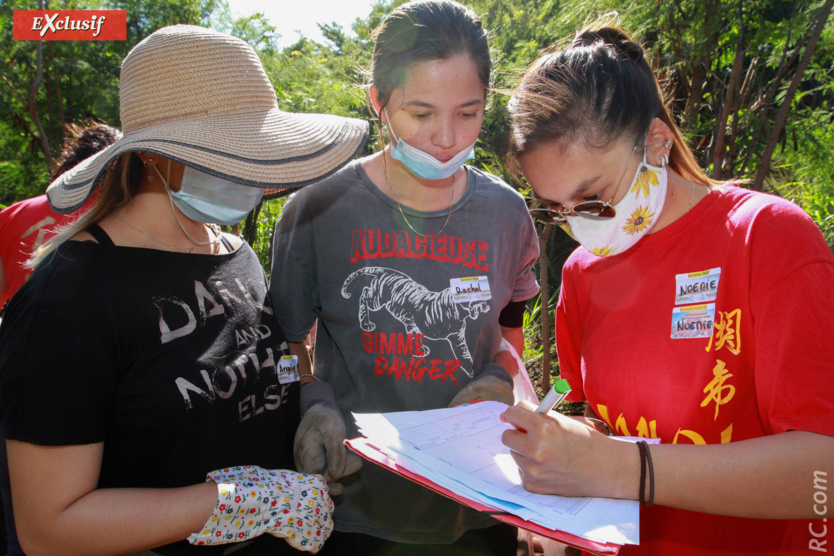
[557,184,834,555]
[0,194,97,308]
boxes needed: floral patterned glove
[187,465,333,553]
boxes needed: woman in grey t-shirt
[270,1,540,554]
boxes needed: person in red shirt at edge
[0,122,120,315]
[499,20,834,556]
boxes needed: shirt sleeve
[498,300,527,328]
[511,209,540,303]
[0,307,114,445]
[269,193,321,342]
[747,203,834,438]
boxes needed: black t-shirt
[0,237,300,554]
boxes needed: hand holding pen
[500,378,631,497]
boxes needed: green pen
[535,378,572,413]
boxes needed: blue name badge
[671,303,716,339]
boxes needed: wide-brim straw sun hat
[46,24,369,213]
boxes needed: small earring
[660,140,672,167]
[145,158,155,182]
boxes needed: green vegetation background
[2,0,832,401]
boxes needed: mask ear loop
[383,109,398,146]
[150,160,169,190]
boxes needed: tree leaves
[2,0,832,244]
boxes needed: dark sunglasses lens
[529,208,565,224]
[573,200,616,221]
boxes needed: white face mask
[384,109,476,181]
[567,149,668,257]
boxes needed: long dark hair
[507,19,718,186]
[369,0,491,111]
[50,122,122,181]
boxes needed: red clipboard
[346,436,622,556]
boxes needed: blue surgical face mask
[385,109,476,181]
[166,166,263,226]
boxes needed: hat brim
[46,107,369,213]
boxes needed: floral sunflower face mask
[567,145,668,257]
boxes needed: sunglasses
[527,142,641,225]
[529,200,616,224]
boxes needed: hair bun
[573,26,645,63]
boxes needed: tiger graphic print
[341,266,489,378]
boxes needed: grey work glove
[294,381,362,496]
[449,363,515,407]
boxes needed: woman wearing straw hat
[0,25,367,555]
[270,1,539,554]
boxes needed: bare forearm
[575,408,832,517]
[503,406,834,520]
[494,326,524,377]
[597,431,834,518]
[500,325,524,358]
[647,431,834,518]
[18,482,217,556]
[289,340,314,386]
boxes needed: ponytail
[508,19,720,187]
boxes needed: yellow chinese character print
[701,359,736,420]
[705,308,742,355]
[673,428,706,445]
[672,424,733,444]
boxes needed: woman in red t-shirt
[500,20,834,556]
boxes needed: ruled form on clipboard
[348,401,645,554]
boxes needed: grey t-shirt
[270,160,539,543]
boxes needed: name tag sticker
[450,276,491,303]
[277,355,299,384]
[675,267,721,305]
[671,303,716,339]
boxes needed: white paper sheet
[353,401,641,546]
